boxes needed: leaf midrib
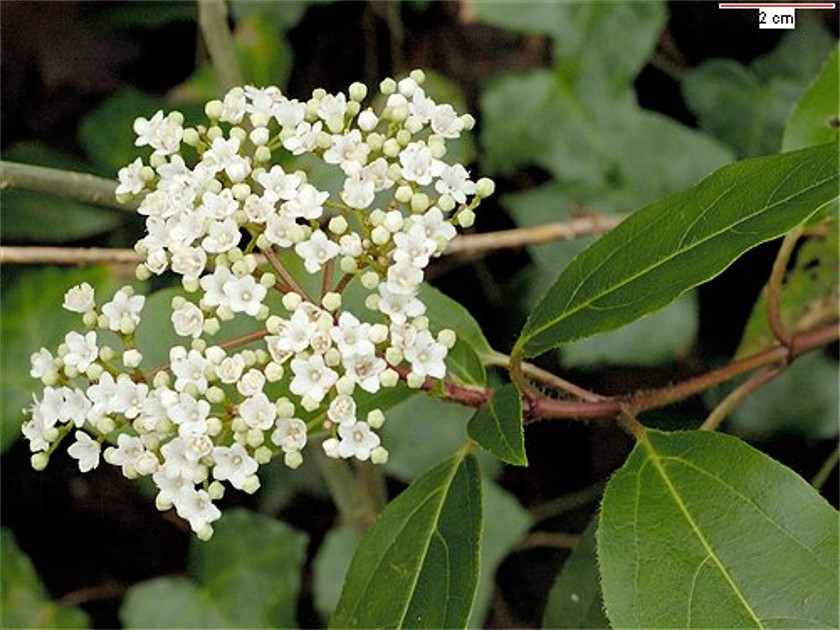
[523,152,836,349]
[639,433,764,628]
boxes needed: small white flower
[403,330,448,379]
[63,331,98,373]
[212,443,258,489]
[399,142,442,186]
[377,285,425,325]
[283,120,322,155]
[386,260,424,296]
[295,230,340,273]
[216,354,246,384]
[171,349,209,393]
[289,354,338,404]
[174,488,221,534]
[170,246,207,282]
[222,275,267,317]
[102,289,145,333]
[271,417,308,453]
[237,368,266,397]
[327,394,357,426]
[202,218,241,254]
[392,223,438,268]
[337,421,380,461]
[431,104,464,138]
[200,264,234,309]
[239,391,276,430]
[62,284,95,316]
[435,163,475,204]
[67,431,101,473]
[200,189,239,220]
[172,301,205,338]
[168,392,211,436]
[283,183,328,220]
[116,158,146,196]
[316,92,348,132]
[341,173,376,209]
[343,353,386,393]
[30,348,57,380]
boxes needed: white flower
[341,173,376,209]
[106,433,157,477]
[289,354,338,403]
[112,375,148,419]
[399,142,441,186]
[170,246,207,282]
[243,192,277,223]
[343,353,386,393]
[392,223,438,268]
[30,348,57,380]
[403,330,448,379]
[134,110,165,147]
[171,349,209,393]
[386,260,424,295]
[327,394,357,426]
[202,218,241,254]
[408,207,457,243]
[337,421,380,461]
[273,97,306,128]
[168,393,211,436]
[330,312,374,356]
[316,92,348,132]
[116,157,146,196]
[223,275,267,317]
[239,391,276,430]
[271,417,308,453]
[295,230,340,273]
[200,189,239,220]
[102,288,145,333]
[377,285,425,325]
[435,163,475,204]
[324,129,370,174]
[216,354,246,384]
[212,443,258,489]
[264,213,297,248]
[257,165,302,201]
[408,88,436,121]
[62,283,95,314]
[431,104,464,138]
[86,371,119,418]
[174,488,221,534]
[172,301,204,338]
[200,264,234,308]
[202,136,250,182]
[63,331,98,373]
[67,431,101,473]
[221,87,247,123]
[283,183,328,220]
[283,120,322,155]
[237,368,266,397]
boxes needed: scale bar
[718,3,836,7]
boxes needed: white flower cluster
[25,70,493,538]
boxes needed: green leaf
[330,451,483,628]
[737,219,838,358]
[1,143,125,242]
[381,394,473,482]
[78,89,170,172]
[121,509,308,628]
[314,524,358,621]
[0,529,90,629]
[517,143,840,358]
[783,45,840,151]
[714,352,839,439]
[191,509,308,627]
[121,578,229,628]
[543,518,608,629]
[419,284,493,361]
[470,480,531,627]
[0,267,121,452]
[468,383,527,466]
[597,429,839,628]
[562,292,698,368]
[683,21,835,158]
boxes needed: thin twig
[444,214,625,256]
[811,444,839,491]
[699,366,784,432]
[0,246,141,266]
[261,246,310,301]
[766,227,803,348]
[485,350,604,402]
[0,161,133,212]
[197,0,242,92]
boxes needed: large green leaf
[468,383,527,466]
[783,45,840,151]
[597,429,839,628]
[330,451,482,628]
[683,20,835,158]
[542,518,608,629]
[517,143,840,358]
[380,394,473,483]
[737,218,838,358]
[0,529,90,629]
[121,509,307,628]
[0,267,122,452]
[314,480,530,628]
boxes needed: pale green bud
[475,177,495,198]
[329,215,348,235]
[395,185,413,204]
[437,328,457,349]
[411,192,430,213]
[183,128,200,146]
[255,145,272,162]
[208,481,226,500]
[380,77,397,94]
[379,368,399,388]
[349,81,368,102]
[203,317,220,336]
[260,273,276,288]
[457,208,476,228]
[242,475,261,494]
[284,451,304,469]
[265,362,284,382]
[31,452,49,471]
[322,292,342,312]
[407,372,425,389]
[254,446,273,464]
[438,194,456,212]
[367,409,386,429]
[205,100,224,120]
[395,128,412,146]
[383,138,401,157]
[340,256,358,273]
[371,226,390,245]
[282,292,302,311]
[385,347,403,365]
[371,446,389,465]
[361,271,380,290]
[206,386,226,404]
[246,429,265,448]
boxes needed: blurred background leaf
[0,529,90,629]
